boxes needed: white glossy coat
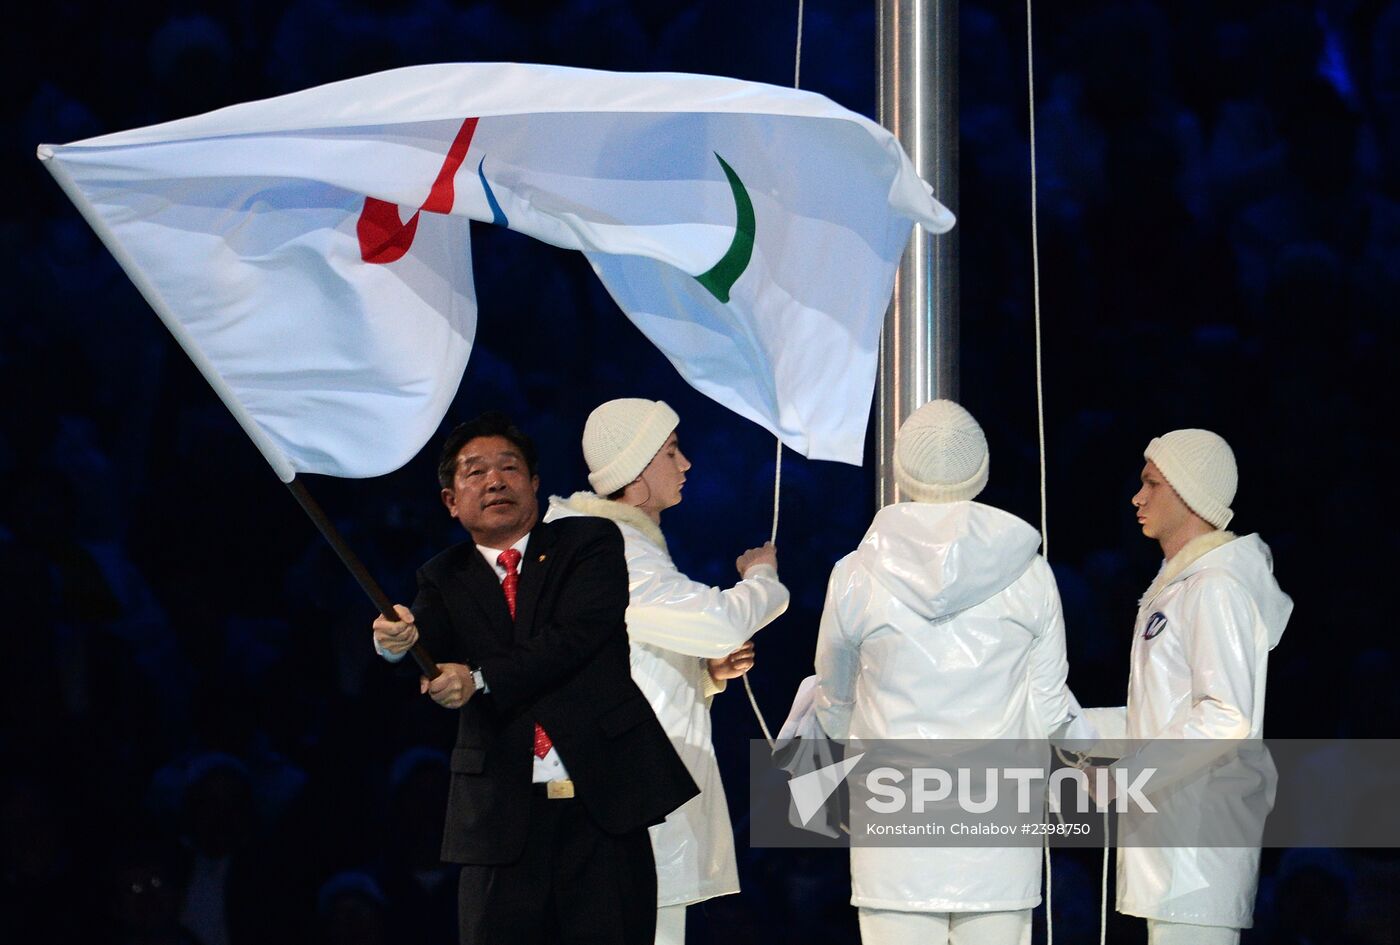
[1085,533,1292,929]
[814,501,1082,911]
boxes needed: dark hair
[436,412,539,489]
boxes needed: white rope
[769,438,783,544]
[1043,826,1053,945]
[794,0,806,90]
[744,437,783,750]
[1102,809,1112,945]
[746,1,807,753]
[1026,0,1048,561]
[1024,1,1075,940]
[743,674,775,748]
[1049,747,1093,945]
[1041,806,1052,945]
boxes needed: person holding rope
[1082,430,1291,945]
[812,400,1088,945]
[370,411,697,945]
[544,398,789,945]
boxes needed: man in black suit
[372,412,698,945]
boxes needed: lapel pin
[538,554,547,562]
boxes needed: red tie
[497,549,554,760]
[497,548,522,618]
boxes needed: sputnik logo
[788,751,865,827]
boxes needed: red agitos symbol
[357,117,479,264]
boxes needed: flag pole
[875,0,960,507]
[285,478,440,679]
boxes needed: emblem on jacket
[1143,612,1168,640]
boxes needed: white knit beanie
[583,399,680,496]
[893,400,990,503]
[1144,429,1237,529]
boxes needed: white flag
[39,62,953,479]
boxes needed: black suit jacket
[412,515,699,865]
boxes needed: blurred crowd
[2,1,1396,942]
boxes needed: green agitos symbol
[694,153,755,303]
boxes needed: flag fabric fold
[40,61,954,479]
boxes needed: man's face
[441,435,540,548]
[636,431,691,515]
[1131,460,1192,542]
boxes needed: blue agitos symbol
[1143,612,1169,640]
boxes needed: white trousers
[1147,919,1240,945]
[857,908,1031,945]
[655,903,687,945]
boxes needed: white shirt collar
[475,533,531,582]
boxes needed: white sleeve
[624,554,789,658]
[1025,560,1077,734]
[777,675,821,742]
[813,563,860,742]
[1080,706,1129,742]
[1174,577,1259,739]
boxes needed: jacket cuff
[741,562,778,581]
[702,661,728,699]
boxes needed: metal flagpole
[876,0,959,507]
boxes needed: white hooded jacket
[813,501,1083,912]
[544,492,789,907]
[1084,531,1292,929]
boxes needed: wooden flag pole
[285,478,440,679]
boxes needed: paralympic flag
[39,62,953,480]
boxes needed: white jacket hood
[1152,532,1292,651]
[813,499,1080,912]
[852,501,1043,622]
